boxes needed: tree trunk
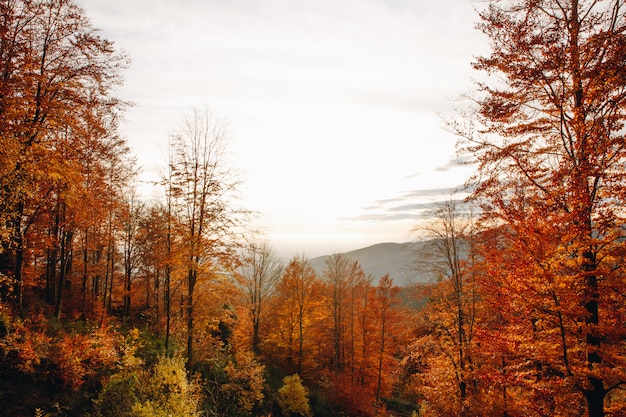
[55,228,73,320]
[584,378,605,417]
[13,202,25,316]
[46,202,61,305]
[13,234,24,316]
[583,249,604,417]
[164,263,171,352]
[253,308,260,355]
[375,318,385,415]
[81,229,88,316]
[107,251,114,312]
[186,267,196,366]
[123,268,131,320]
[298,310,304,374]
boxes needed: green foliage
[132,327,167,367]
[93,374,139,417]
[308,389,341,417]
[278,374,312,417]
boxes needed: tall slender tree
[345,260,366,385]
[410,198,481,415]
[236,240,283,355]
[121,189,143,321]
[268,255,320,375]
[170,107,242,365]
[323,252,351,374]
[374,274,400,415]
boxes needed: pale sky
[83,0,486,258]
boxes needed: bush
[278,374,312,417]
[94,354,201,417]
[132,354,201,417]
[93,374,139,417]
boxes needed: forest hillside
[310,242,431,285]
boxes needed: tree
[373,274,401,415]
[278,374,312,417]
[169,107,243,365]
[0,0,127,315]
[135,205,167,318]
[345,260,367,385]
[161,141,177,352]
[236,240,283,354]
[267,255,321,375]
[323,252,351,374]
[203,350,266,417]
[131,354,202,417]
[74,127,132,319]
[459,1,626,416]
[100,144,136,319]
[121,189,144,321]
[357,274,375,387]
[409,198,482,416]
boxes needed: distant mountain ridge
[310,242,431,286]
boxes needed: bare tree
[121,188,144,322]
[236,240,283,354]
[413,197,479,415]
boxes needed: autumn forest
[1,0,626,416]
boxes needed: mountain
[309,242,432,286]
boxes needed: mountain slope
[309,242,431,285]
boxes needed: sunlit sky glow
[84,0,487,257]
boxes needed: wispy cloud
[434,154,475,172]
[348,185,472,223]
[343,212,423,222]
[371,186,468,206]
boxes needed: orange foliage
[0,310,123,393]
[263,256,325,377]
[50,325,121,390]
[0,315,51,374]
[445,0,626,415]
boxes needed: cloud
[343,212,423,222]
[349,185,472,223]
[435,154,475,172]
[386,201,461,212]
[375,186,469,205]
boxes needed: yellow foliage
[223,350,266,413]
[278,374,312,417]
[132,354,201,417]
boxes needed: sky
[83,0,487,258]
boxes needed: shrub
[278,374,312,417]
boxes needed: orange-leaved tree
[0,0,128,315]
[457,1,626,416]
[373,274,403,415]
[265,255,322,377]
